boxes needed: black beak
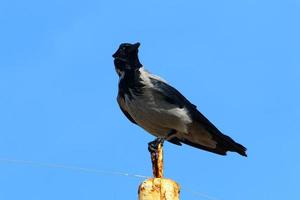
[112,51,118,58]
[131,42,140,50]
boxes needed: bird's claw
[148,137,165,154]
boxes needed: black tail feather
[217,133,247,157]
[180,133,247,157]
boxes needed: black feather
[118,104,137,125]
[119,69,145,100]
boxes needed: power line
[0,158,219,200]
[0,158,148,179]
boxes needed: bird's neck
[118,67,145,99]
[114,57,142,70]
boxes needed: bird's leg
[147,130,176,154]
[148,137,165,154]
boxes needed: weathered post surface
[138,143,180,200]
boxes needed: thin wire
[0,158,149,179]
[0,158,219,200]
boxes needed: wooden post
[138,143,180,200]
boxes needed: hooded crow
[113,42,247,156]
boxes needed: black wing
[150,78,220,130]
[150,78,196,109]
[150,78,247,156]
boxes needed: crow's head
[113,42,142,76]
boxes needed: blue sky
[0,0,299,199]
